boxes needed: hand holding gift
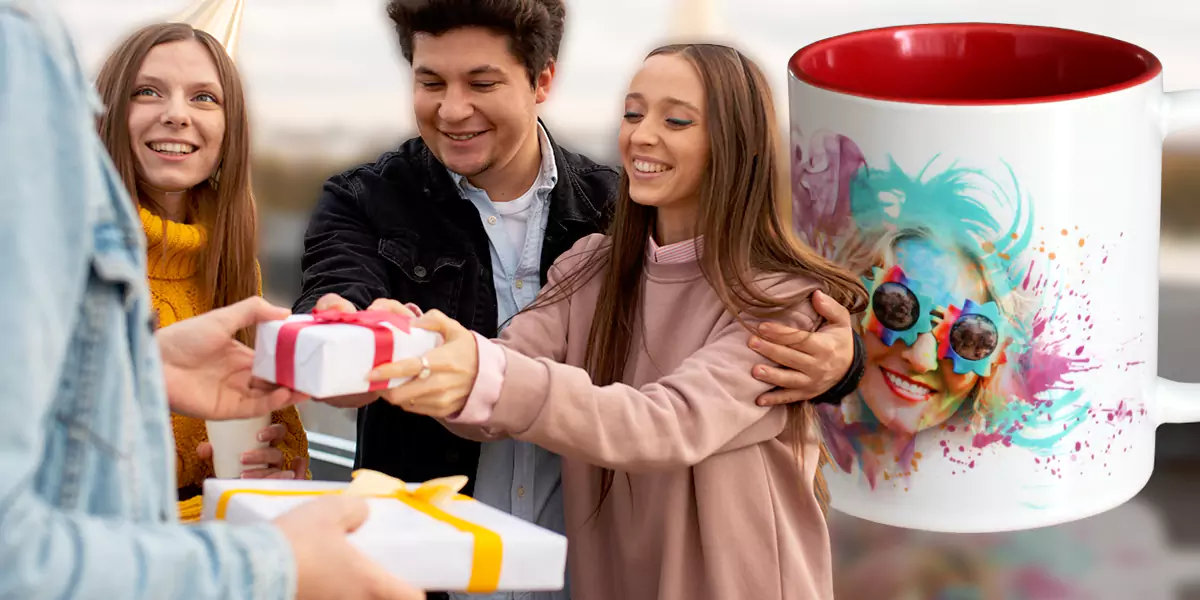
[273,493,427,600]
[157,296,309,420]
[366,309,479,419]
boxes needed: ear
[534,59,556,104]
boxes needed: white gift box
[252,312,441,399]
[201,478,568,592]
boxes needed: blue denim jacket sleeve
[0,6,297,599]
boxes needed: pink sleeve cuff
[446,331,507,425]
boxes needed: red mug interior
[790,23,1162,105]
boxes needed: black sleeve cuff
[811,329,866,405]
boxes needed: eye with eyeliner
[666,117,693,127]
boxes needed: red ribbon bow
[276,310,415,393]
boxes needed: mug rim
[789,22,1163,106]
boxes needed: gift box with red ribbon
[252,310,441,399]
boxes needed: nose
[438,83,474,123]
[900,333,939,373]
[160,93,191,128]
[629,116,660,147]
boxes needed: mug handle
[1163,90,1200,136]
[1157,90,1200,423]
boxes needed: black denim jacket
[293,124,863,491]
[293,125,615,490]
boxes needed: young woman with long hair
[94,22,309,521]
[335,43,866,599]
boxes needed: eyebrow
[625,92,700,112]
[414,65,506,77]
[135,74,221,91]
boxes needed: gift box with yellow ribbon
[201,470,568,592]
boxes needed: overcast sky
[51,0,1200,157]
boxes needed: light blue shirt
[447,124,568,600]
[0,1,295,598]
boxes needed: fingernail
[748,337,760,348]
[257,431,268,442]
[240,452,253,463]
[281,472,295,480]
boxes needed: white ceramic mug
[205,416,270,479]
[788,23,1200,532]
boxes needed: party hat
[173,0,246,59]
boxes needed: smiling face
[410,27,551,181]
[619,53,710,215]
[126,39,226,195]
[858,237,990,433]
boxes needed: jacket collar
[419,119,604,225]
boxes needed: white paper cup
[205,415,271,479]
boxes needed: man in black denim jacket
[293,0,866,511]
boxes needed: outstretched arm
[0,10,295,599]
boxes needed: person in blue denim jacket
[0,1,422,598]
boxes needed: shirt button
[514,280,524,289]
[517,486,525,498]
[413,266,427,277]
[487,216,498,225]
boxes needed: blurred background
[55,0,1200,597]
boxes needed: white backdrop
[52,0,1200,160]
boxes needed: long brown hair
[529,44,869,515]
[95,22,259,345]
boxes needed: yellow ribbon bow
[215,470,503,592]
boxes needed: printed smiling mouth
[880,367,936,404]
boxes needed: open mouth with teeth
[879,366,937,404]
[632,159,672,174]
[148,141,198,156]
[444,131,484,142]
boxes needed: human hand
[196,423,308,480]
[368,310,477,419]
[749,290,855,406]
[275,495,426,600]
[158,297,308,420]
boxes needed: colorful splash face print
[790,128,1123,490]
[858,239,1001,434]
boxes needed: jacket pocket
[378,237,467,316]
[50,220,143,507]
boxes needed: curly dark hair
[386,0,566,86]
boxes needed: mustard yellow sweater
[140,207,310,522]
